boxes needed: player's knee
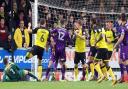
[125,60,128,65]
[26,52,32,59]
[48,61,53,68]
[74,64,78,69]
[103,61,110,70]
[24,70,29,75]
[119,60,123,64]
[38,59,42,66]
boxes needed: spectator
[8,1,19,30]
[19,0,31,16]
[0,6,5,18]
[19,0,32,27]
[64,0,70,8]
[0,17,9,48]
[67,15,74,30]
[14,20,30,48]
[4,34,17,52]
[17,11,27,27]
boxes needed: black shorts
[96,48,108,60]
[30,45,44,60]
[89,46,97,57]
[107,51,112,59]
[74,52,86,65]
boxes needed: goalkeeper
[2,58,39,82]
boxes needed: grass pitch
[0,81,128,89]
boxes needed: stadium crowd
[0,0,32,51]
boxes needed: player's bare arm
[113,33,124,49]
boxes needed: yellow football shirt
[105,30,114,51]
[96,28,107,49]
[75,29,86,52]
[34,28,50,48]
[90,30,98,46]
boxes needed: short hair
[40,18,46,25]
[106,19,113,23]
[75,19,82,26]
[60,19,67,26]
[3,57,8,65]
[120,13,127,22]
[91,18,97,25]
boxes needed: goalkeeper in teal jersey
[2,58,39,82]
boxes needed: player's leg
[95,48,105,83]
[124,60,128,82]
[123,47,128,78]
[51,61,58,81]
[45,60,53,80]
[37,57,42,80]
[118,49,126,83]
[25,46,37,60]
[104,60,117,85]
[74,52,80,81]
[23,70,39,81]
[60,61,66,80]
[118,60,125,83]
[104,51,117,85]
[88,46,97,80]
[100,61,108,80]
[45,51,56,80]
[57,48,67,80]
[100,51,109,80]
[80,52,87,81]
[37,47,44,80]
[125,60,128,76]
[122,59,128,82]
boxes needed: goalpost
[30,0,38,80]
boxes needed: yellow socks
[38,66,42,80]
[95,63,103,77]
[108,67,116,80]
[74,64,79,80]
[90,63,95,76]
[101,63,108,79]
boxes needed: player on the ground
[25,18,50,80]
[74,19,87,81]
[50,20,72,80]
[2,58,39,82]
[113,15,128,83]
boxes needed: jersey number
[58,32,65,41]
[40,34,44,42]
[10,68,15,74]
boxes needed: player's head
[120,13,127,26]
[3,57,9,65]
[53,22,58,28]
[39,18,46,27]
[60,19,67,28]
[20,20,24,28]
[105,19,113,30]
[91,18,97,30]
[74,19,82,30]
